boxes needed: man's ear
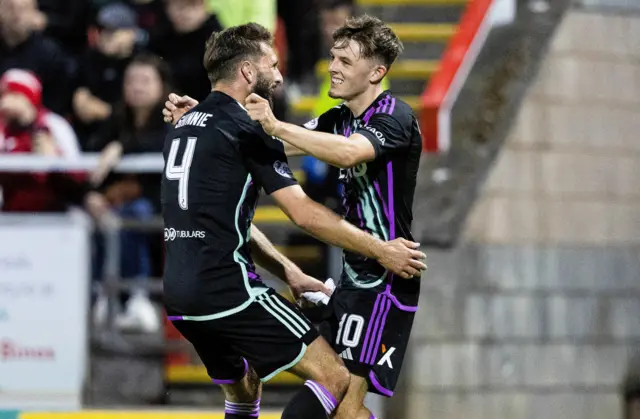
[241,61,254,84]
[370,65,387,84]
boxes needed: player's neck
[345,84,385,118]
[212,83,249,107]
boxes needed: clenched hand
[162,93,199,125]
[245,93,279,136]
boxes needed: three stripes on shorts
[256,293,310,338]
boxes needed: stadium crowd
[0,0,355,333]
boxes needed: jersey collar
[352,89,392,120]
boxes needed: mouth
[331,77,344,86]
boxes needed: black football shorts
[319,280,419,397]
[170,288,318,383]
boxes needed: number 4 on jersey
[166,137,198,210]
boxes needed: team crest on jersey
[303,118,319,130]
[273,160,293,178]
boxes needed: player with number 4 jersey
[161,22,426,419]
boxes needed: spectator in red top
[0,69,108,217]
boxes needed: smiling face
[327,39,386,101]
[327,15,404,102]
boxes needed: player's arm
[275,123,374,168]
[272,184,425,279]
[248,224,297,280]
[246,94,376,168]
[242,129,426,279]
[283,141,307,157]
[249,224,331,297]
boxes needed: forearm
[274,122,354,168]
[295,201,383,259]
[249,224,298,281]
[283,141,307,157]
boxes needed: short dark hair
[333,15,404,70]
[203,23,273,85]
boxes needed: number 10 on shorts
[336,314,365,348]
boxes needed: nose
[274,69,283,87]
[328,58,339,74]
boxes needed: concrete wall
[402,9,640,419]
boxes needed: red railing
[421,0,495,152]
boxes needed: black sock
[281,380,337,419]
[224,398,260,418]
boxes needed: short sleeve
[355,113,409,159]
[302,106,342,134]
[241,131,298,195]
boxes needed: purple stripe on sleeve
[363,107,376,124]
[380,96,391,114]
[387,97,396,115]
[167,316,183,321]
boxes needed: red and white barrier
[421,0,497,153]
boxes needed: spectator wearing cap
[148,0,222,101]
[72,2,141,150]
[0,0,75,115]
[0,69,108,218]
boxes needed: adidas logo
[339,348,353,361]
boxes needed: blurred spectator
[72,2,139,149]
[89,55,171,333]
[148,0,222,101]
[129,0,169,35]
[88,54,171,197]
[278,0,321,93]
[0,69,108,217]
[207,0,276,32]
[0,0,75,115]
[35,0,92,56]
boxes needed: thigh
[216,290,319,382]
[171,319,248,384]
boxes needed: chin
[328,88,343,99]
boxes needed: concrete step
[387,77,431,96]
[401,40,447,60]
[390,22,457,42]
[361,4,467,23]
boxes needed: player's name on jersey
[175,112,213,129]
